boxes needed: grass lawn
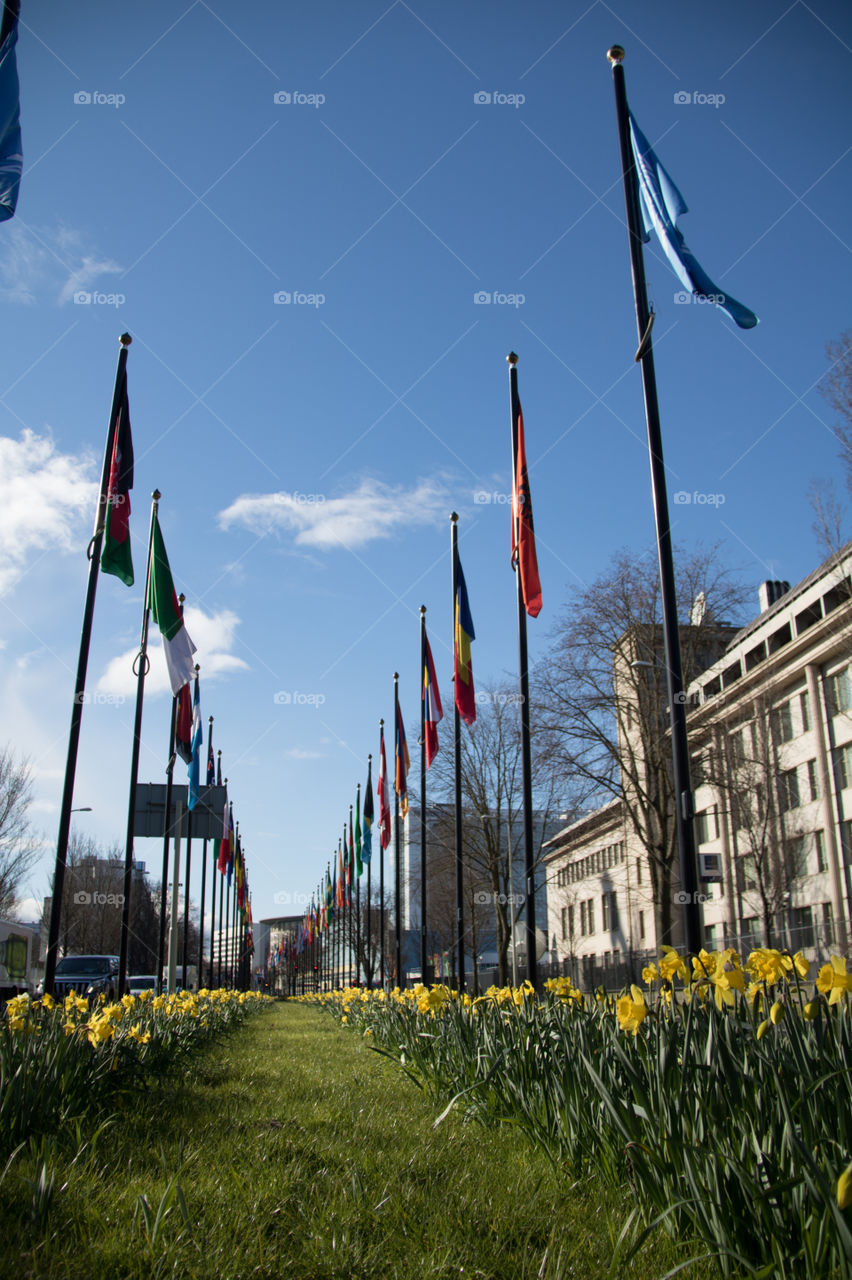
[0,1002,719,1279]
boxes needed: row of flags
[99,362,254,951]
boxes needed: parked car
[0,919,40,1001]
[127,974,158,996]
[40,954,120,1002]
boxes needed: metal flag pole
[44,334,132,996]
[608,45,701,953]
[450,514,465,993]
[393,674,403,989]
[507,353,539,990]
[419,606,429,985]
[117,489,160,996]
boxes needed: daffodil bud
[770,1000,784,1024]
[837,1161,852,1210]
[756,1018,770,1040]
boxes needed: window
[586,899,595,935]
[695,808,718,843]
[638,909,645,940]
[568,904,574,939]
[815,830,827,874]
[823,902,835,947]
[773,701,794,744]
[561,907,568,941]
[601,891,618,932]
[806,759,820,803]
[800,691,811,733]
[787,835,808,879]
[778,769,801,813]
[704,924,716,948]
[635,857,642,886]
[837,743,852,791]
[827,668,852,715]
[842,822,852,865]
[790,905,815,950]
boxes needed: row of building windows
[703,902,836,951]
[718,669,850,766]
[556,841,625,887]
[561,891,620,940]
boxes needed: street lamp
[70,807,92,813]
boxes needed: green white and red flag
[148,512,196,696]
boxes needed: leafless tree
[820,330,852,493]
[534,545,750,948]
[0,746,38,917]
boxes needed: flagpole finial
[607,45,625,64]
[152,489,161,501]
[368,753,372,761]
[380,719,384,727]
[119,333,132,347]
[450,511,459,524]
[420,604,426,616]
[507,351,519,366]
[208,715,213,724]
[394,672,399,682]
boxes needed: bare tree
[821,330,852,492]
[807,477,848,559]
[58,830,161,969]
[419,680,562,985]
[534,545,750,948]
[707,699,810,948]
[0,747,38,917]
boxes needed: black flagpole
[379,722,386,989]
[117,489,160,997]
[355,784,362,985]
[44,334,132,996]
[366,755,373,988]
[508,354,539,991]
[393,674,403,989]
[419,606,429,985]
[197,715,212,983]
[450,514,465,993]
[157,673,181,993]
[608,45,701,953]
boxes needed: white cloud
[0,430,97,595]
[218,476,449,551]
[0,224,122,305]
[97,606,248,698]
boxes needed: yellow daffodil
[641,962,660,985]
[803,1001,819,1021]
[756,1018,770,1040]
[659,946,689,984]
[816,956,852,1006]
[616,985,648,1035]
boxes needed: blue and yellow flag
[453,546,476,725]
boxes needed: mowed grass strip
[0,1002,718,1280]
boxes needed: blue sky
[2,0,850,931]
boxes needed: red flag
[217,796,231,874]
[378,725,391,850]
[512,399,542,618]
[422,631,443,768]
[175,682,193,764]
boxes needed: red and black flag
[511,397,542,618]
[100,370,134,585]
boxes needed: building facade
[545,543,852,978]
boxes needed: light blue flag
[0,2,22,221]
[187,675,202,811]
[629,113,757,330]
